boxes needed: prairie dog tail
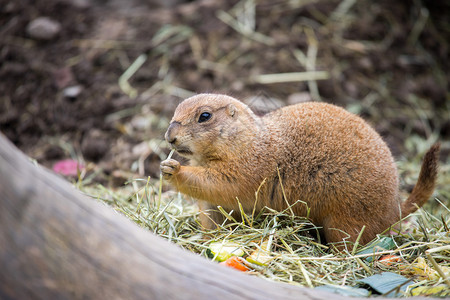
[401,143,440,217]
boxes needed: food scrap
[219,256,250,272]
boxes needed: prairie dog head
[165,94,257,164]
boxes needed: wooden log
[0,134,420,299]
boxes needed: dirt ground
[0,0,448,186]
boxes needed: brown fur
[160,94,440,245]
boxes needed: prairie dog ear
[227,104,237,117]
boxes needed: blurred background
[0,0,448,187]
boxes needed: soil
[1,0,448,186]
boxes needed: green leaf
[208,241,244,262]
[358,272,411,297]
[315,285,370,297]
[357,237,396,262]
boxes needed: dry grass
[79,137,449,297]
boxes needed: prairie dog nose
[165,122,181,144]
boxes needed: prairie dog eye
[198,112,212,123]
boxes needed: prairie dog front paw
[160,159,180,180]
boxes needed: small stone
[130,116,152,131]
[287,92,312,105]
[231,80,244,91]
[67,0,91,8]
[81,129,109,162]
[63,85,83,99]
[27,17,61,40]
[246,95,283,115]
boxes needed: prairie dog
[160,94,439,245]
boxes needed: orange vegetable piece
[378,255,401,266]
[219,256,250,272]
